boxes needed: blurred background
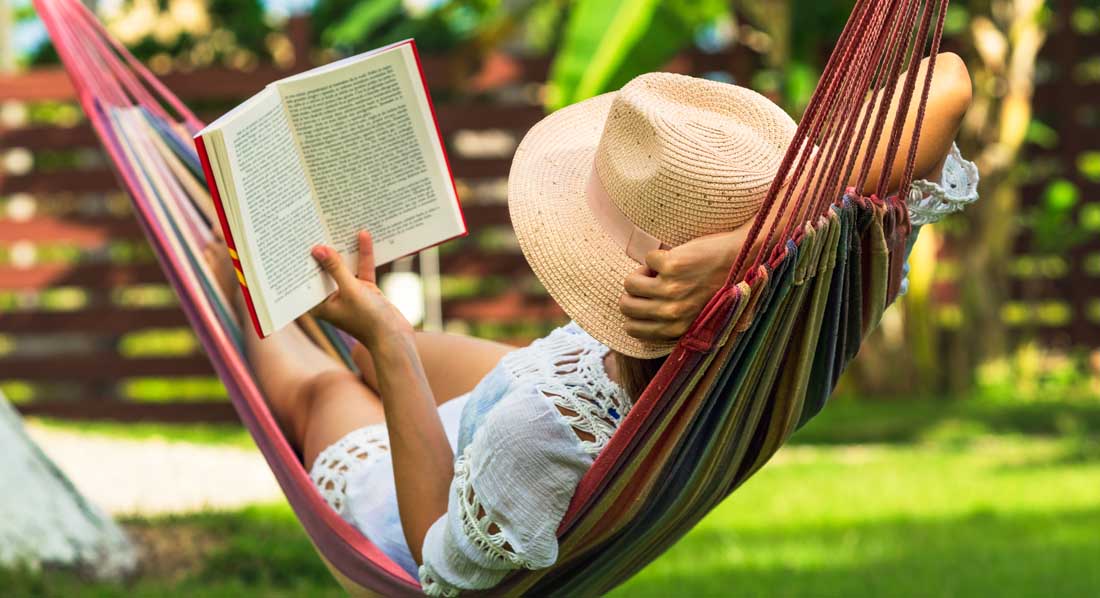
[0,0,1098,596]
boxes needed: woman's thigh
[300,370,387,469]
[353,331,516,407]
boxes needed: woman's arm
[310,232,452,564]
[850,51,972,194]
[620,52,972,343]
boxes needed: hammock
[35,0,946,594]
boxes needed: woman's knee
[293,369,379,445]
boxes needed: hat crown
[593,73,797,247]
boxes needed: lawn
[6,397,1100,597]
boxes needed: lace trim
[419,562,459,598]
[309,423,389,516]
[908,142,980,226]
[502,323,632,456]
[453,451,533,568]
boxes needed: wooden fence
[931,3,1100,349]
[0,16,756,421]
[4,7,1098,422]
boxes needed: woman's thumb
[312,245,356,290]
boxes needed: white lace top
[417,322,628,596]
[907,142,979,226]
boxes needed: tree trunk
[947,0,1047,393]
[0,394,137,579]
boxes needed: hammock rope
[33,0,947,594]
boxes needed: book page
[217,89,335,332]
[275,42,464,267]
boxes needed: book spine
[193,134,267,338]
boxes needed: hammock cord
[729,0,947,282]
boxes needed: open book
[194,40,465,338]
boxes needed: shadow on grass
[0,504,343,598]
[791,398,1100,447]
[613,505,1100,598]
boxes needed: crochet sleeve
[417,381,594,597]
[906,142,979,227]
[898,142,979,295]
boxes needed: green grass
[611,436,1100,597]
[6,398,1100,597]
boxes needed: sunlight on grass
[28,417,255,448]
[613,435,1100,598]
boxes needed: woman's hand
[312,231,451,564]
[618,230,744,342]
[310,231,413,348]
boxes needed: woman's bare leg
[204,240,515,465]
[350,332,515,408]
[204,242,385,467]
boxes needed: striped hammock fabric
[34,0,947,594]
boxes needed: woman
[205,54,976,596]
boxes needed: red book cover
[194,136,267,338]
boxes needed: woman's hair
[614,352,668,400]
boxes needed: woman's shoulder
[499,321,608,378]
[458,321,631,456]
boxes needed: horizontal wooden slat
[17,400,239,423]
[0,216,141,246]
[443,292,561,321]
[0,262,165,289]
[0,54,553,102]
[439,251,531,276]
[0,307,188,333]
[0,244,523,293]
[0,205,510,246]
[1,155,513,194]
[1,104,546,151]
[3,169,119,194]
[0,46,753,104]
[0,354,213,381]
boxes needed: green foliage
[30,0,273,65]
[314,0,506,54]
[323,0,404,45]
[944,3,972,35]
[975,343,1099,404]
[546,0,728,109]
[788,0,852,65]
[1027,178,1089,254]
[1025,119,1059,149]
[522,0,569,53]
[1077,151,1100,182]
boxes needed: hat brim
[508,92,675,358]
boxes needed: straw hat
[509,72,797,358]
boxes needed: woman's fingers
[623,318,687,342]
[356,231,376,283]
[623,266,668,299]
[619,294,672,321]
[311,245,357,291]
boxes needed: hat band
[586,166,668,264]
